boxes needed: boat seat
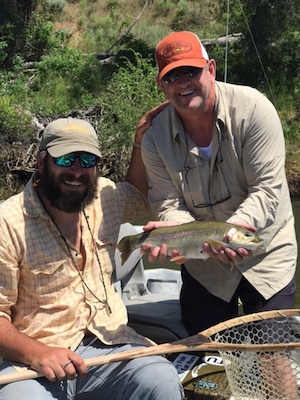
[113,222,189,344]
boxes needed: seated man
[0,117,183,400]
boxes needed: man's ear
[156,76,164,92]
[207,59,216,82]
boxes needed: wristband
[134,141,141,148]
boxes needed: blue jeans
[0,338,184,400]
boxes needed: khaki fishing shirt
[0,177,152,351]
[142,81,297,302]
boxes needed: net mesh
[214,316,300,400]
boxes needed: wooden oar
[1,309,300,385]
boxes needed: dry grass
[51,0,223,51]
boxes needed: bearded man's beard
[38,162,98,213]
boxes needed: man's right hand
[30,345,87,381]
[134,101,169,144]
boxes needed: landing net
[214,314,300,399]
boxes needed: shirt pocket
[181,164,209,207]
[93,236,116,276]
[22,259,68,304]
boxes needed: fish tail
[117,237,133,265]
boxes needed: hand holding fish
[202,222,257,265]
[141,221,183,264]
[117,220,260,268]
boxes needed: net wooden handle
[2,338,300,385]
[1,309,300,385]
[200,309,300,337]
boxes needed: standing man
[0,118,184,399]
[140,31,297,335]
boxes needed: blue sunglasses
[53,153,98,168]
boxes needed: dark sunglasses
[53,152,98,168]
[162,66,203,84]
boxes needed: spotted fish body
[117,221,261,266]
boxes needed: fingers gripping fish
[117,221,261,268]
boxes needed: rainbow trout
[117,221,260,266]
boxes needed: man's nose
[69,158,83,173]
[176,71,190,84]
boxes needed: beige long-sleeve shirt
[142,81,297,302]
[0,177,151,350]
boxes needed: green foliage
[0,0,38,68]
[0,41,8,66]
[98,52,165,180]
[0,0,298,189]
[170,0,220,32]
[24,15,60,61]
[29,48,104,114]
[0,96,34,143]
[77,15,85,27]
[219,0,300,92]
[82,13,118,53]
[0,43,106,116]
[44,0,66,12]
[156,0,172,14]
[106,0,119,10]
[0,69,29,106]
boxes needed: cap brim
[47,144,102,158]
[158,59,208,80]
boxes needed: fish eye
[244,232,252,237]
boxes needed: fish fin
[206,238,226,253]
[230,260,235,271]
[117,237,134,265]
[170,255,188,265]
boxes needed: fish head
[226,227,261,250]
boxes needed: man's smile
[64,180,83,187]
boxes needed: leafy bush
[28,47,104,114]
[44,0,66,12]
[24,16,59,61]
[98,51,165,180]
[0,0,38,68]
[156,0,172,14]
[0,96,35,143]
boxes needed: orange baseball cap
[155,31,209,80]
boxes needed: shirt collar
[22,176,47,219]
[214,81,227,133]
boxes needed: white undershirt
[199,141,212,159]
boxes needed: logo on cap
[62,124,89,133]
[163,41,192,59]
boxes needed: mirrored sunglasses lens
[162,67,202,83]
[182,67,202,77]
[79,154,97,168]
[54,153,75,167]
[162,70,179,83]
